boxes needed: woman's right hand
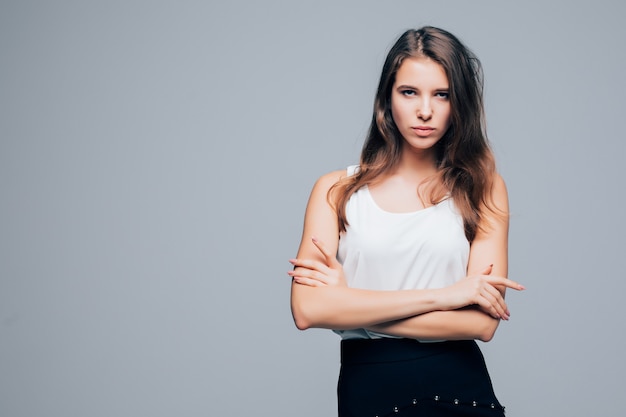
[441,265,525,320]
[288,237,347,288]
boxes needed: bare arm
[367,175,512,341]
[367,308,498,342]
[290,171,444,330]
[289,172,521,332]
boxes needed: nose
[417,99,432,121]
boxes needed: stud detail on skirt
[372,396,505,417]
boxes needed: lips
[412,126,435,137]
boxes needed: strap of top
[347,165,360,176]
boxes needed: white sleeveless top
[334,166,470,340]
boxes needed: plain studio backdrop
[1,1,624,416]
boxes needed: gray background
[1,1,624,416]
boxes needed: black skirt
[338,338,505,417]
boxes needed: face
[390,57,451,154]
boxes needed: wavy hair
[330,26,499,242]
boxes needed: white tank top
[334,166,470,339]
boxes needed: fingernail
[311,236,318,243]
[519,285,526,290]
[289,259,296,264]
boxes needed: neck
[392,146,438,181]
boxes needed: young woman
[289,26,524,416]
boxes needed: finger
[476,285,509,320]
[483,284,510,318]
[477,302,504,320]
[473,294,499,319]
[475,279,510,317]
[288,268,330,285]
[477,293,508,320]
[466,279,508,320]
[482,286,510,319]
[468,264,493,277]
[311,237,341,268]
[288,268,322,283]
[292,276,327,287]
[481,264,493,275]
[289,258,332,275]
[484,276,525,291]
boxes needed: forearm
[291,283,446,330]
[367,307,500,342]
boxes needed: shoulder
[299,170,347,247]
[315,169,347,188]
[310,169,350,198]
[475,173,508,238]
[489,173,509,211]
[304,168,356,218]
[492,173,507,192]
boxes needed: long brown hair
[331,26,498,242]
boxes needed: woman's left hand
[288,237,347,287]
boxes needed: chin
[404,138,441,152]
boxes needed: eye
[435,91,449,99]
[400,89,417,97]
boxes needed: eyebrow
[396,84,449,91]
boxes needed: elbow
[293,315,311,331]
[290,285,327,330]
[291,303,314,330]
[292,301,331,330]
[292,311,313,330]
[478,329,495,343]
[476,318,499,342]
